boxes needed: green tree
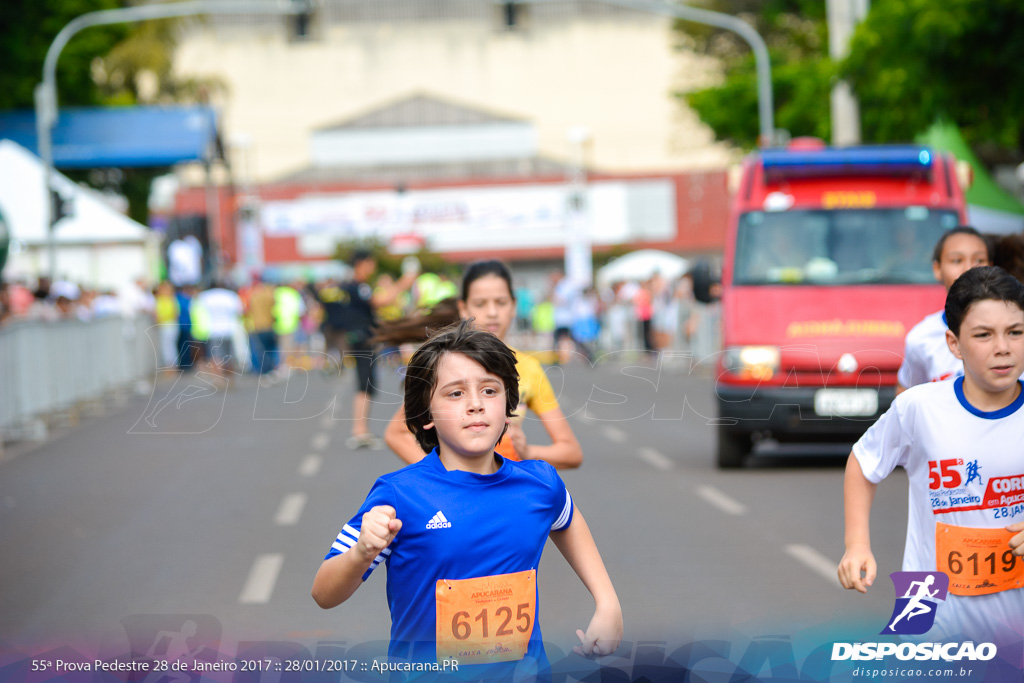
[84,18,224,225]
[841,0,1024,158]
[0,0,128,110]
[335,239,458,281]
[94,18,224,105]
[674,0,832,149]
[1,3,223,225]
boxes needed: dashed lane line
[785,544,839,586]
[239,554,284,604]
[696,485,747,516]
[637,447,673,471]
[298,454,322,477]
[602,426,627,443]
[274,493,307,526]
[311,433,330,451]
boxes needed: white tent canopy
[0,139,158,289]
[596,249,689,287]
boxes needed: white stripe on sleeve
[551,491,573,530]
[342,524,360,545]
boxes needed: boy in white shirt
[840,266,1024,646]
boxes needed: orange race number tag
[435,569,535,665]
[935,523,1024,596]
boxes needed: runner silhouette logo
[882,571,949,635]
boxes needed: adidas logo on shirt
[426,511,452,529]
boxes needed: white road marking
[311,432,330,451]
[239,554,284,604]
[298,454,322,477]
[696,485,747,516]
[637,447,673,471]
[320,412,335,430]
[602,426,627,443]
[785,544,839,585]
[274,493,307,526]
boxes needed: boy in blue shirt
[313,320,622,679]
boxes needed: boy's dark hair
[350,248,374,267]
[461,259,515,303]
[404,319,520,454]
[945,266,1024,336]
[932,225,992,264]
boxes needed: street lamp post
[564,126,593,287]
[34,0,312,282]
[591,0,775,146]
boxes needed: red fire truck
[715,140,970,468]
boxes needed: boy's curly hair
[403,319,520,454]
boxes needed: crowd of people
[6,232,1024,676]
[0,259,725,376]
[0,276,158,325]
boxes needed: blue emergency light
[760,146,935,181]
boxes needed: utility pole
[827,0,869,146]
[34,0,313,281]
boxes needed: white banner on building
[259,180,675,252]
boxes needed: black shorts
[349,341,377,396]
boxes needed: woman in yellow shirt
[155,281,180,370]
[384,260,583,468]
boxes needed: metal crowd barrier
[0,315,158,445]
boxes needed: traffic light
[292,0,314,39]
[49,188,73,226]
[503,1,518,28]
[690,260,721,304]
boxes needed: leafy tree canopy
[674,0,832,150]
[1,2,224,225]
[0,0,128,110]
[677,0,1024,160]
[842,0,1024,159]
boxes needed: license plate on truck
[813,389,878,417]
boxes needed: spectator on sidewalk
[248,274,278,375]
[155,281,181,370]
[195,282,243,380]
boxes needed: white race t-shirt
[168,236,203,287]
[853,379,1024,645]
[196,288,242,338]
[897,310,963,388]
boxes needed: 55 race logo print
[928,458,1024,518]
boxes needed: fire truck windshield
[732,208,960,286]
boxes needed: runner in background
[383,260,582,469]
[896,226,991,394]
[342,249,419,450]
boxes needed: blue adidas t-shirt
[325,450,574,679]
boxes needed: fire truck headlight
[723,346,780,380]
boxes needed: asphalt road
[0,354,911,673]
